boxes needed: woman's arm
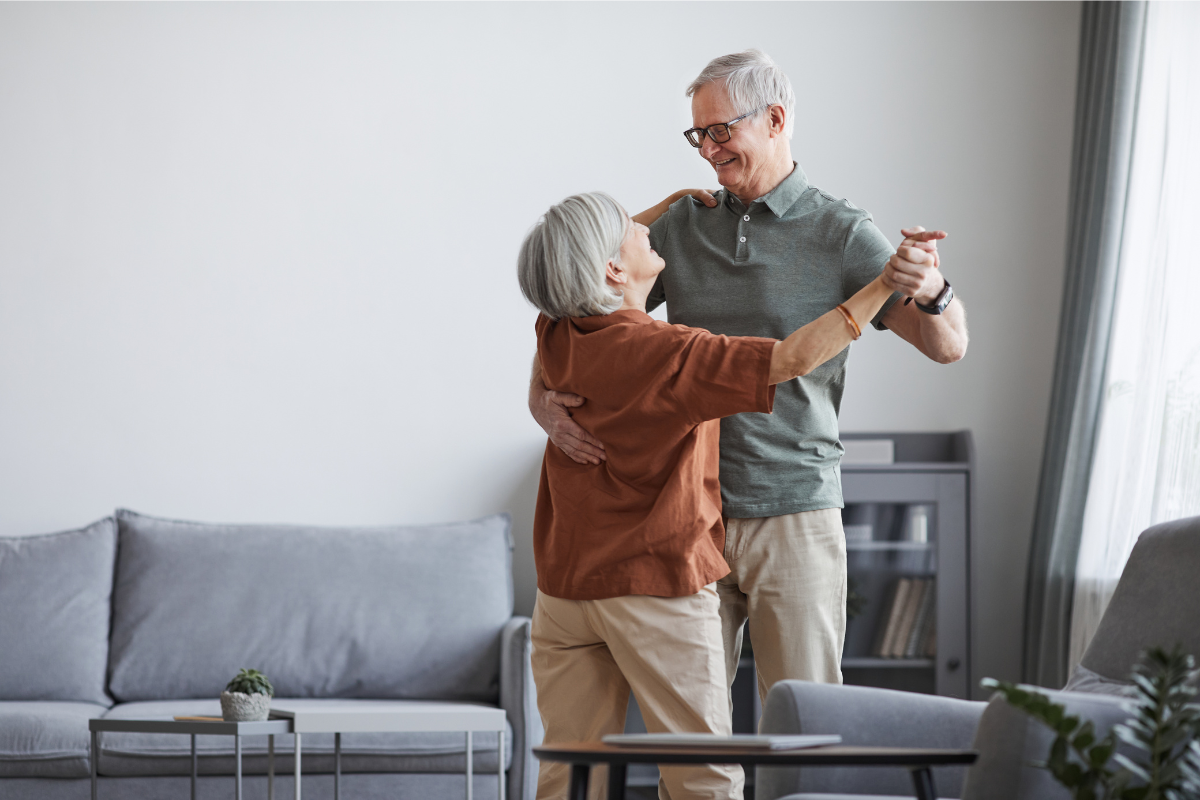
[631,189,717,226]
[767,272,902,385]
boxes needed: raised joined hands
[884,227,947,305]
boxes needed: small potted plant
[220,668,274,722]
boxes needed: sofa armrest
[500,616,542,800]
[962,689,1131,800]
[757,681,986,800]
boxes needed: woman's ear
[605,259,627,287]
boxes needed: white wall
[0,2,1079,691]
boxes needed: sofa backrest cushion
[0,518,117,705]
[107,509,513,703]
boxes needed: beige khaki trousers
[531,585,743,800]
[718,508,847,710]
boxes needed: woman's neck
[618,282,651,314]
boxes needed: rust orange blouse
[533,310,776,600]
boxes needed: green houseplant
[220,668,275,722]
[982,646,1200,800]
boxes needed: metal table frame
[272,701,507,800]
[534,742,978,800]
[88,718,292,800]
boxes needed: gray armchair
[757,514,1200,800]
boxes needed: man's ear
[768,104,787,137]
[605,259,627,287]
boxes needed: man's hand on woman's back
[529,357,607,465]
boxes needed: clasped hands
[885,227,947,305]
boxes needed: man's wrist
[914,273,947,306]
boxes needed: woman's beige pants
[531,585,743,800]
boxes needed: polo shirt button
[740,236,747,243]
[743,215,750,221]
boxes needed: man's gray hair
[686,49,796,139]
[517,191,628,320]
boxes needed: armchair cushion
[1071,515,1200,687]
[961,689,1132,800]
[756,681,984,800]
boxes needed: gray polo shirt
[647,163,899,519]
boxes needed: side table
[534,741,978,800]
[271,699,508,800]
[88,717,292,800]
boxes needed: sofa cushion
[108,509,513,703]
[0,518,116,704]
[98,699,512,776]
[0,701,108,778]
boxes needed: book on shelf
[890,578,926,658]
[870,577,937,659]
[905,579,937,658]
[869,580,900,657]
[920,592,938,658]
[876,578,911,657]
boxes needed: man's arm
[529,355,607,465]
[631,189,717,227]
[879,227,969,364]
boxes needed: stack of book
[870,577,936,659]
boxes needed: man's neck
[730,154,795,205]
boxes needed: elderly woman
[517,192,895,800]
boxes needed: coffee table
[534,741,978,800]
[88,717,292,800]
[271,699,508,800]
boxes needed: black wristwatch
[913,278,954,315]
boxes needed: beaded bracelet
[836,304,862,340]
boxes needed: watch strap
[915,278,953,315]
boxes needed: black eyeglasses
[683,106,766,148]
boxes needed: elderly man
[529,49,968,711]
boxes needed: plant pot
[220,691,271,722]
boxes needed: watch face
[938,283,954,312]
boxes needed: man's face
[691,81,775,199]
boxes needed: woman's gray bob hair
[517,191,629,320]
[687,49,796,139]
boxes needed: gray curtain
[1023,1,1147,689]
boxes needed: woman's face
[617,220,666,285]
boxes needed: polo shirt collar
[718,162,810,218]
[760,162,810,217]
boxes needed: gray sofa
[0,509,542,800]
[756,514,1200,800]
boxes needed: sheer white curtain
[1068,2,1200,673]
